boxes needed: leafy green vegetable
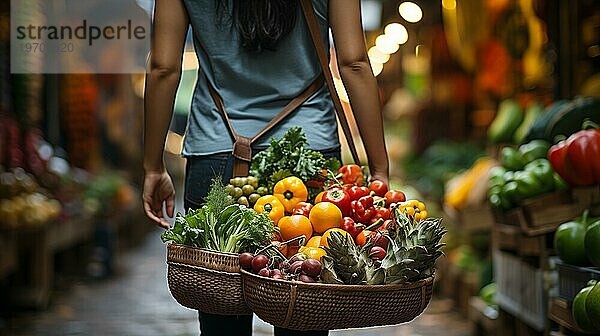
[161,178,276,253]
[250,127,340,191]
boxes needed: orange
[355,229,371,247]
[309,202,342,234]
[278,215,313,243]
[321,228,350,248]
[306,236,322,248]
[314,191,326,203]
[299,246,327,261]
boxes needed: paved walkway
[4,227,471,336]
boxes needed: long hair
[217,0,299,52]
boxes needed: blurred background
[1,0,600,335]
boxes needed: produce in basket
[321,208,446,285]
[226,175,267,207]
[250,127,340,198]
[239,250,323,283]
[161,178,276,253]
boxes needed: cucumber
[488,99,524,144]
[514,102,543,144]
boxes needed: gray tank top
[180,0,339,156]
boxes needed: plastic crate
[494,251,547,331]
[556,260,600,301]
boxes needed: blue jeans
[184,149,340,336]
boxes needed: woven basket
[166,244,251,315]
[241,269,434,330]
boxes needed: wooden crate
[493,191,583,236]
[572,186,600,216]
[497,308,545,336]
[493,223,553,258]
[494,250,549,332]
[548,298,595,335]
[445,205,495,232]
[10,217,95,308]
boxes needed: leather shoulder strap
[300,0,363,166]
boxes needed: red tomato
[384,190,406,207]
[369,180,388,197]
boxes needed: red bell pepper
[340,217,364,239]
[384,190,406,207]
[345,185,370,201]
[338,164,364,186]
[351,195,375,223]
[322,187,352,217]
[369,180,388,197]
[291,202,313,217]
[548,123,600,186]
[370,207,390,224]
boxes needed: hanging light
[398,2,423,23]
[442,0,456,10]
[375,35,399,54]
[384,23,409,45]
[368,46,390,64]
[371,61,383,77]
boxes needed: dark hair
[217,0,299,52]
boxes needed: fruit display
[226,175,267,207]
[487,139,567,210]
[554,210,599,266]
[403,141,485,201]
[548,120,600,187]
[572,280,600,333]
[444,157,497,211]
[524,97,600,144]
[487,98,524,144]
[0,167,62,228]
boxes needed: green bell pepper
[502,181,522,203]
[524,159,555,193]
[501,147,526,171]
[512,170,543,199]
[518,140,551,163]
[553,173,568,191]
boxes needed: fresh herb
[250,127,340,191]
[161,178,276,253]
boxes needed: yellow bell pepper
[273,176,308,213]
[254,195,285,225]
[397,200,428,221]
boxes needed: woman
[142,0,388,335]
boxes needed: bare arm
[142,0,189,228]
[329,0,389,184]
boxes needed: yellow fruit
[309,202,342,234]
